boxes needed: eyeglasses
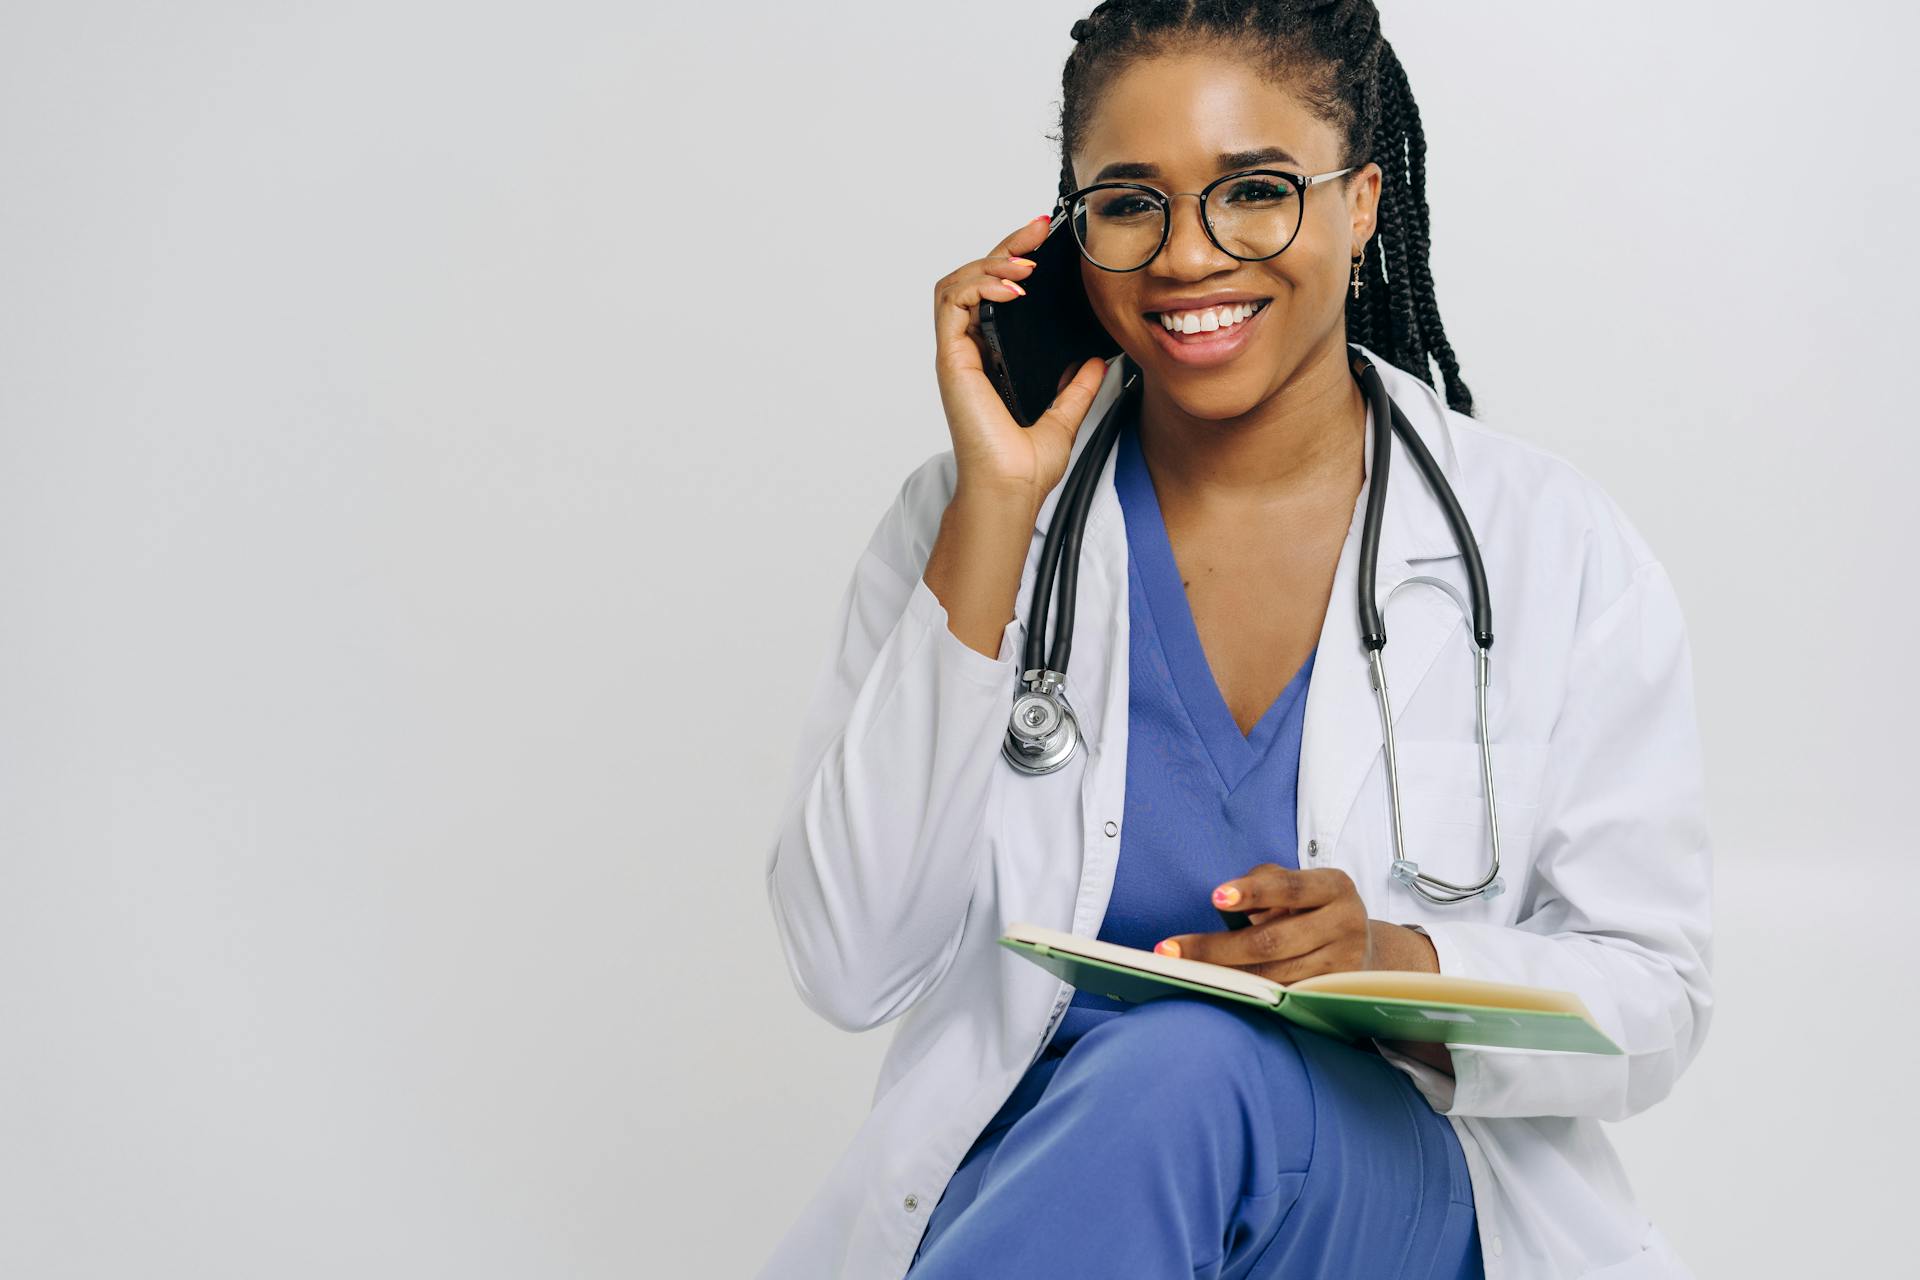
[1055,166,1356,272]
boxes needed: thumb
[1031,356,1111,458]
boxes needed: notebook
[999,921,1622,1054]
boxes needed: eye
[1084,190,1162,221]
[1217,177,1296,207]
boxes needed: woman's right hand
[933,215,1112,516]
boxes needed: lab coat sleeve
[1406,560,1715,1121]
[764,456,1026,1033]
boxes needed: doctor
[763,2,1712,1277]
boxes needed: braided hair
[1058,0,1474,415]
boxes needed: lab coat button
[1306,838,1320,861]
[1103,820,1118,837]
[1490,1235,1503,1257]
[903,1194,919,1212]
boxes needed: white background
[1,1,1910,1275]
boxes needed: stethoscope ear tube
[1045,372,1138,675]
[1349,345,1493,652]
[1020,366,1142,675]
[1352,348,1394,652]
[1389,395,1493,649]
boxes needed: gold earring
[1350,245,1366,300]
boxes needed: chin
[1128,335,1279,421]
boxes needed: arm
[1381,562,1715,1119]
[764,460,1035,1033]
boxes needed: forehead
[1073,50,1337,188]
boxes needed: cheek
[1081,261,1127,329]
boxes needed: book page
[1286,969,1596,1021]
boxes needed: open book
[1000,921,1621,1054]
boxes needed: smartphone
[977,212,1122,428]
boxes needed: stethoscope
[1001,343,1505,904]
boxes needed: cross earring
[1350,245,1366,299]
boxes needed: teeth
[1158,300,1266,334]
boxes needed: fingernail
[1009,257,1036,268]
[1033,213,1052,225]
[1006,281,1026,296]
[1155,941,1180,958]
[1213,886,1239,906]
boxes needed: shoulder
[1442,405,1670,626]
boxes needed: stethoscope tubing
[1021,364,1141,678]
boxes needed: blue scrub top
[1051,412,1316,1052]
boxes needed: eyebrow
[1091,146,1300,184]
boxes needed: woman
[763,2,1712,1277]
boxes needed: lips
[1150,298,1271,334]
[1144,297,1273,369]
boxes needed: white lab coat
[762,343,1713,1279]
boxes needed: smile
[1151,298,1270,333]
[1143,298,1272,368]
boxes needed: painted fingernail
[1213,886,1239,906]
[1155,941,1181,957]
[1006,280,1026,296]
[1033,214,1051,224]
[1009,257,1036,268]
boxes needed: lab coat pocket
[1388,740,1550,907]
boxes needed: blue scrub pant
[906,994,1484,1279]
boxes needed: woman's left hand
[1151,864,1381,983]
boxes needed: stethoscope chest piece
[1002,669,1080,775]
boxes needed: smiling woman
[1056,0,1471,423]
[763,2,1712,1278]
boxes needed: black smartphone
[977,213,1122,428]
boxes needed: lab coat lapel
[1298,347,1471,853]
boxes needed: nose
[1155,192,1233,277]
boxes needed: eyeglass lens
[1070,174,1304,270]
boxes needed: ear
[1348,161,1383,249]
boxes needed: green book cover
[999,921,1622,1055]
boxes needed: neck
[1134,329,1367,509]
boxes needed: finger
[1157,905,1341,969]
[1211,864,1349,915]
[980,254,1038,283]
[931,213,1053,357]
[988,213,1056,262]
[1242,939,1352,986]
[932,269,1029,363]
[1030,354,1108,429]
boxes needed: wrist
[950,478,1041,522]
[1368,919,1440,973]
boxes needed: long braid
[1380,38,1471,411]
[1055,0,1475,415]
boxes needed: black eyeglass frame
[1054,165,1358,272]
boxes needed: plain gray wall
[1,1,1909,1275]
